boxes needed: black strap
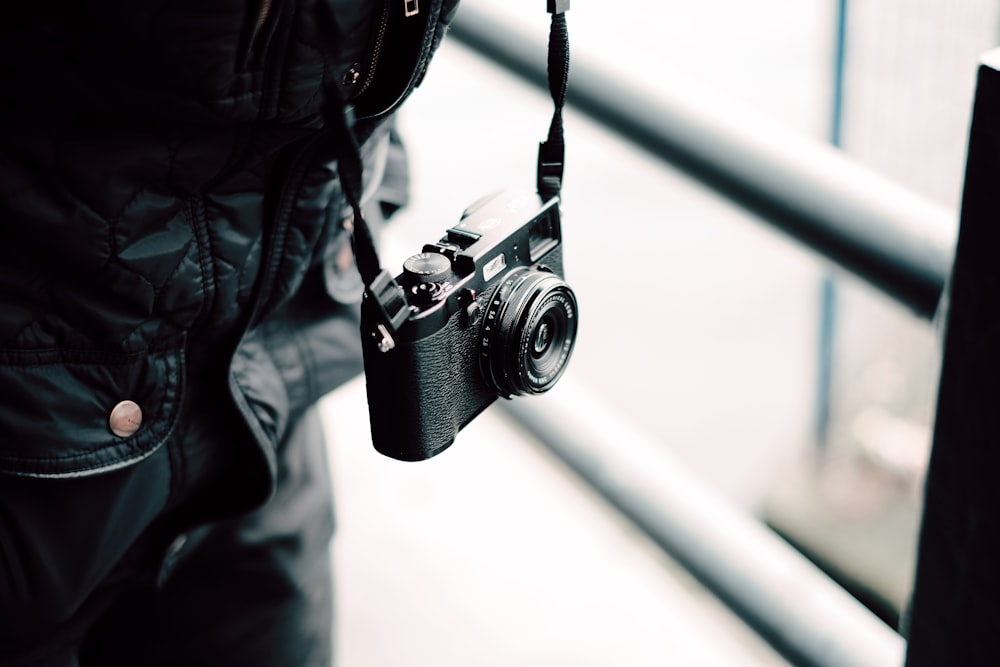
[326,101,381,286]
[326,80,411,341]
[335,1,571,337]
[538,2,570,199]
[317,4,385,289]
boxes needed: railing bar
[501,381,907,667]
[448,5,956,320]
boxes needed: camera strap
[538,1,570,200]
[333,1,571,349]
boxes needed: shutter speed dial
[403,252,452,302]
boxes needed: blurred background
[321,1,997,664]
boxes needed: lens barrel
[480,268,578,396]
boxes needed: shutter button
[109,400,143,438]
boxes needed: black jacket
[0,2,459,643]
[0,0,457,482]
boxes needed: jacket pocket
[0,344,184,478]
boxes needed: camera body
[361,189,578,461]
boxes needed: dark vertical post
[905,51,1000,666]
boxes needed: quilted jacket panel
[0,0,459,478]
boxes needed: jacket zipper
[350,0,423,105]
[350,0,392,101]
[227,129,330,467]
[242,0,276,70]
[251,131,331,322]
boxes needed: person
[0,1,459,664]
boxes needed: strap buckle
[537,139,564,199]
[367,270,410,353]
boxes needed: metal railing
[446,4,964,667]
[506,381,906,667]
[449,5,956,321]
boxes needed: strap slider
[367,270,410,352]
[537,140,564,198]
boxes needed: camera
[361,189,579,461]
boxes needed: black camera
[361,189,579,461]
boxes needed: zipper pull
[404,0,419,17]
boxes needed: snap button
[109,400,143,438]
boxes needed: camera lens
[527,310,564,378]
[533,320,553,355]
[480,268,578,396]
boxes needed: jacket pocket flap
[0,345,184,478]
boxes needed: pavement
[322,379,789,667]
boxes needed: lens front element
[480,269,578,396]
